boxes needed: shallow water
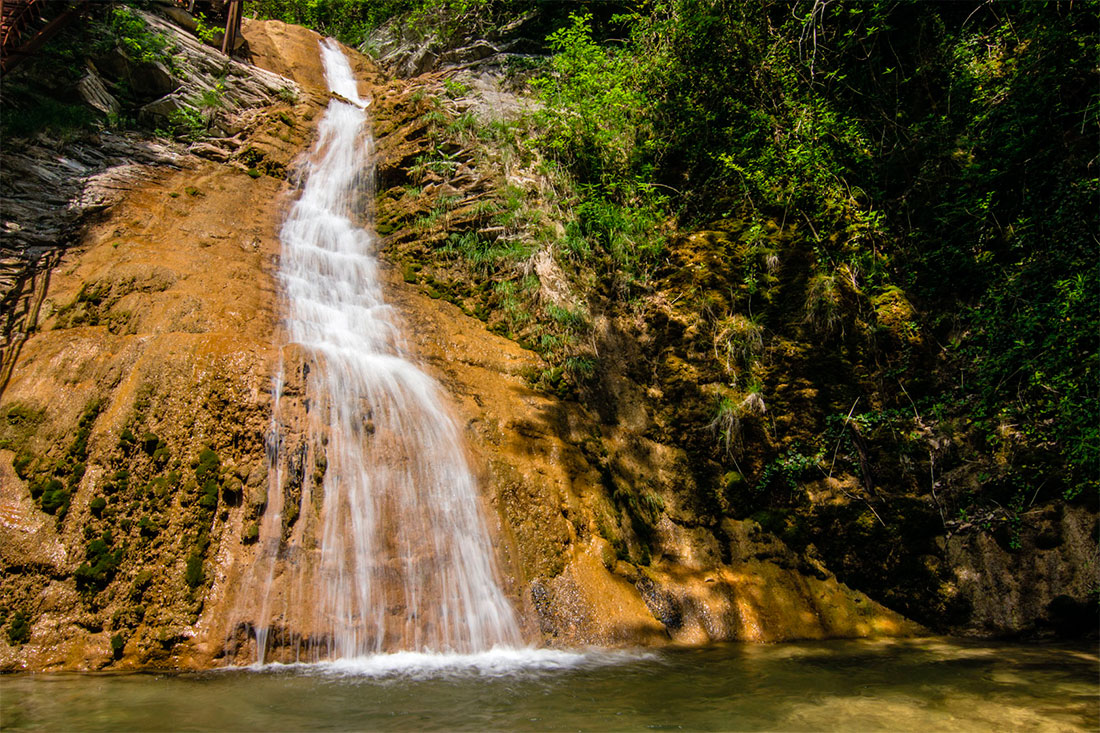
[3,638,1096,731]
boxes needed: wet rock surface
[0,13,328,672]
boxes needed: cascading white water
[250,38,521,660]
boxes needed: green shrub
[184,553,204,589]
[75,531,124,593]
[6,611,31,645]
[755,450,819,503]
[533,13,647,184]
[12,451,34,479]
[442,77,469,98]
[110,633,126,659]
[105,6,173,66]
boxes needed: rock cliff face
[358,22,1097,644]
[0,13,334,671]
[1,9,1087,671]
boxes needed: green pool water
[2,638,1096,731]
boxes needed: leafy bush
[755,450,818,503]
[533,13,648,185]
[104,6,173,65]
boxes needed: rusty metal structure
[220,0,243,55]
[1,0,87,76]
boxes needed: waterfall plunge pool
[3,638,1097,731]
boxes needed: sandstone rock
[943,504,1099,636]
[137,93,191,127]
[130,61,179,100]
[441,41,499,66]
[188,142,231,162]
[76,68,120,118]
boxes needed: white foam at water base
[249,647,656,680]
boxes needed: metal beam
[1,2,84,77]
[221,0,242,56]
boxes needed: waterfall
[247,38,521,661]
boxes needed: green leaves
[107,6,173,66]
[534,13,649,185]
[528,0,1096,505]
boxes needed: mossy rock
[194,449,220,485]
[133,569,154,592]
[245,486,267,519]
[138,515,159,538]
[222,476,244,504]
[110,633,126,659]
[6,611,31,645]
[118,428,137,453]
[184,553,204,589]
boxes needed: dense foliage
[259,0,1094,510]
[0,4,182,138]
[246,0,517,45]
[531,1,1098,505]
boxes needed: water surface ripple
[3,639,1096,731]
